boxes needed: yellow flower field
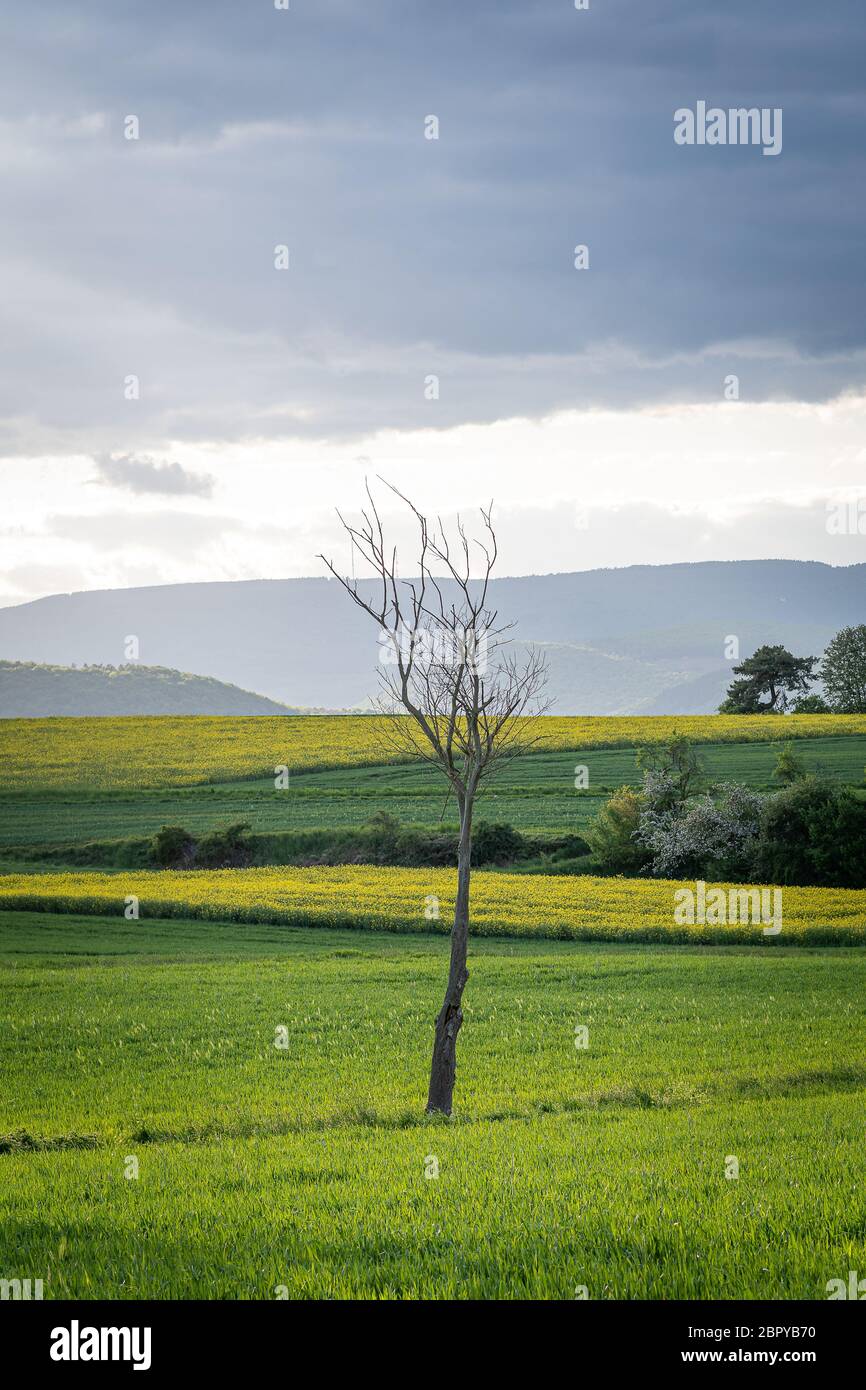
[2,712,865,792]
[1,865,863,944]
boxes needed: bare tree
[320,480,549,1115]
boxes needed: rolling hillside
[0,661,304,718]
[0,560,861,714]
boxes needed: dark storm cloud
[0,0,864,454]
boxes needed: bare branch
[320,480,550,803]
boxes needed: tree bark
[426,797,473,1115]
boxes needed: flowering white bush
[638,782,765,879]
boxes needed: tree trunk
[426,797,473,1115]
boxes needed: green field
[2,716,865,1300]
[2,735,864,853]
[1,910,865,1299]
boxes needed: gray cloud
[0,1,864,456]
[92,454,215,497]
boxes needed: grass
[3,714,865,1299]
[3,713,865,791]
[1,911,864,1298]
[1,736,864,853]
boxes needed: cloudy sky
[1,0,865,606]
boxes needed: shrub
[638,783,764,880]
[471,821,525,866]
[773,741,807,784]
[150,824,195,868]
[195,822,252,868]
[548,834,591,862]
[585,787,648,873]
[362,810,402,853]
[636,736,703,808]
[753,778,866,887]
[793,694,831,714]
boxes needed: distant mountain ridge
[0,560,862,715]
[0,661,307,718]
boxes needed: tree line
[719,626,866,714]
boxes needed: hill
[0,661,303,718]
[0,560,861,714]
